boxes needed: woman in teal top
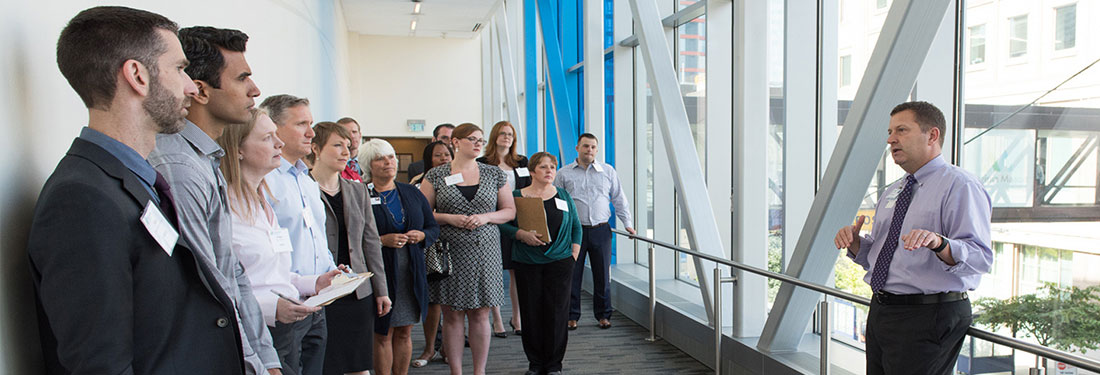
[500,152,582,375]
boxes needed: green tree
[974,283,1100,353]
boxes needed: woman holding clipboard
[500,151,582,375]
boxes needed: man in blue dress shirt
[260,94,339,375]
[834,101,993,375]
[555,133,636,330]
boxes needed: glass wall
[962,3,1100,371]
[675,0,706,285]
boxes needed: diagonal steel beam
[758,0,953,352]
[494,6,523,141]
[535,0,579,164]
[628,0,724,323]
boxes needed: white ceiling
[341,0,501,39]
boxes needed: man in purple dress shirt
[834,101,993,375]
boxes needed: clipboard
[302,272,373,307]
[515,196,552,242]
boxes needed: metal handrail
[611,229,1100,373]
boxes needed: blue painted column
[535,0,579,165]
[524,0,539,154]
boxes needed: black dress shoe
[511,321,523,336]
[598,318,612,329]
[493,330,508,338]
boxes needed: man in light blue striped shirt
[261,95,338,375]
[554,133,635,330]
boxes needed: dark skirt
[322,294,376,375]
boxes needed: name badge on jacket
[516,167,530,177]
[141,201,179,256]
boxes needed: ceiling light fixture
[413,2,421,14]
[410,19,418,31]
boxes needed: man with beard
[28,6,245,374]
[147,26,282,375]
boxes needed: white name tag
[885,200,896,209]
[555,198,569,212]
[593,163,604,173]
[516,167,530,177]
[301,206,316,229]
[445,173,464,186]
[141,201,179,256]
[371,197,382,205]
[269,228,293,253]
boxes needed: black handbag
[424,238,451,281]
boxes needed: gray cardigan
[321,178,388,299]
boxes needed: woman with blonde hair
[218,109,344,375]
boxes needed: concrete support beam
[758,0,953,352]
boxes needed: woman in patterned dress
[419,123,516,375]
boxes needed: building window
[840,55,852,87]
[1055,4,1076,50]
[1008,15,1028,58]
[969,24,986,64]
[876,0,887,9]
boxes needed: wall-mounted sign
[407,119,426,133]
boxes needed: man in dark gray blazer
[28,6,244,374]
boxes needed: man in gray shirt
[554,133,635,330]
[148,26,280,375]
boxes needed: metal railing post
[609,229,1100,373]
[1030,355,1044,375]
[646,244,658,342]
[713,267,722,375]
[819,298,830,375]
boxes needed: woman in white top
[218,108,343,374]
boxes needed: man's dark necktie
[153,172,179,229]
[869,175,917,293]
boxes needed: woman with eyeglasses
[419,123,516,375]
[476,121,530,338]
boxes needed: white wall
[347,34,483,138]
[0,1,351,373]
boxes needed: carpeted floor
[403,280,711,374]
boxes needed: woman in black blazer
[362,139,441,375]
[477,120,531,337]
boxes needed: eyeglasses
[464,136,488,146]
[499,132,515,138]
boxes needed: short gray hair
[359,139,397,180]
[259,94,310,125]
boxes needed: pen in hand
[271,290,303,306]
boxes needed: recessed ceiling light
[411,19,418,31]
[413,3,421,14]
